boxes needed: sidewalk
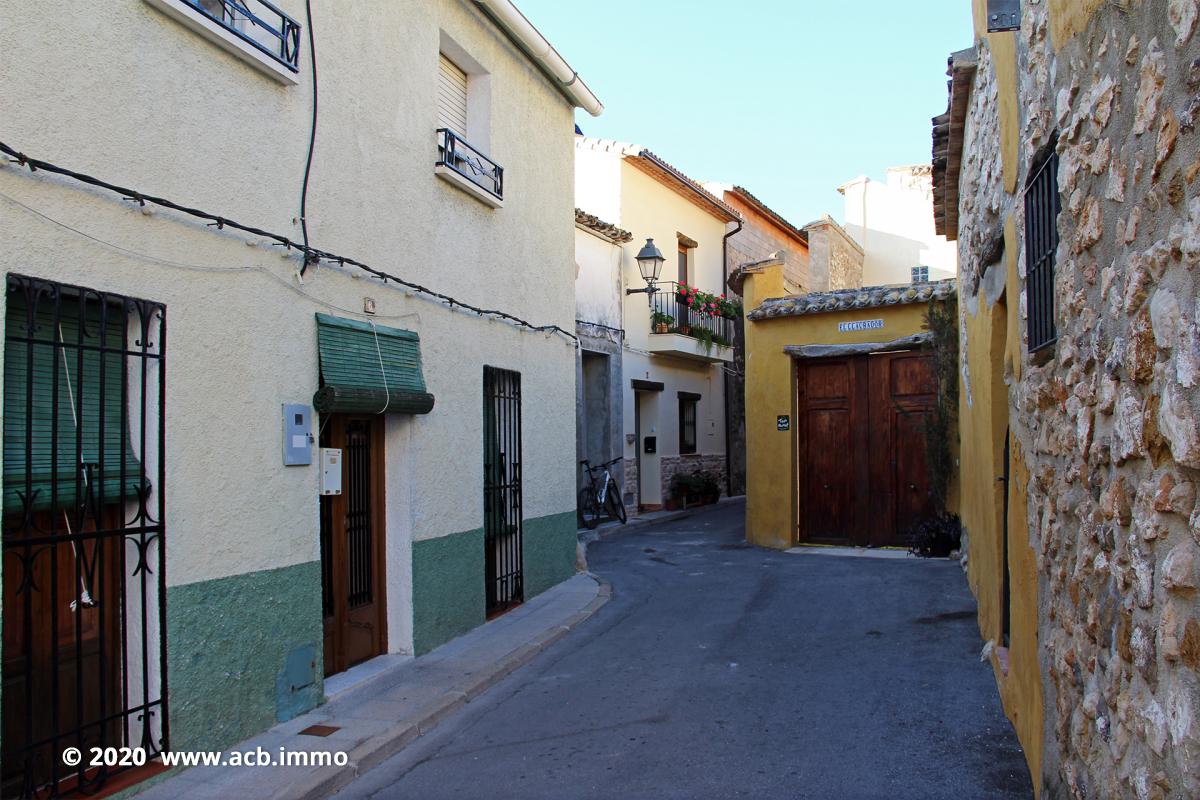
[137,573,609,800]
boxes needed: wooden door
[869,351,937,547]
[796,358,869,546]
[796,351,936,548]
[2,508,123,797]
[320,416,387,677]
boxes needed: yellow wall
[955,200,1044,792]
[741,264,936,549]
[971,0,1020,193]
[1001,438,1044,794]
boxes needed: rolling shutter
[438,53,469,135]
[313,314,435,415]
[3,290,147,514]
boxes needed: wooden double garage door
[796,351,936,548]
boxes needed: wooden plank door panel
[868,351,938,547]
[320,415,386,677]
[797,359,867,545]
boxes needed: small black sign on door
[777,415,790,431]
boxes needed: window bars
[1,275,167,799]
[1024,135,1061,354]
[189,0,301,71]
[483,367,523,615]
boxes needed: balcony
[436,128,504,208]
[145,0,301,82]
[646,281,735,364]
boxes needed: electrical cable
[298,0,318,273]
[0,190,420,323]
[0,141,576,343]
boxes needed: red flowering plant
[676,283,697,307]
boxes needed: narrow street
[336,503,1030,800]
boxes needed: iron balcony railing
[187,0,301,72]
[436,128,504,202]
[649,282,735,349]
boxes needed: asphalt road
[335,502,1031,800]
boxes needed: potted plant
[651,311,673,334]
[693,326,716,354]
[696,471,721,505]
[668,472,698,509]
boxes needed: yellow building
[933,1,1200,796]
[737,259,956,551]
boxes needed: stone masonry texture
[957,3,1200,797]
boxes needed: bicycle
[577,457,627,530]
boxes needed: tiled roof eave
[747,279,957,321]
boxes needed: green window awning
[313,314,435,415]
[3,289,148,516]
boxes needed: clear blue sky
[517,0,974,227]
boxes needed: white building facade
[575,139,739,511]
[839,165,959,286]
[0,0,597,793]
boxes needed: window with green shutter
[3,284,148,515]
[313,314,435,415]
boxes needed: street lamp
[626,238,665,296]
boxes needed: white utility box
[319,448,342,495]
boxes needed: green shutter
[3,290,147,515]
[313,314,435,415]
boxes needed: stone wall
[727,217,811,292]
[622,456,639,506]
[958,2,1200,796]
[804,216,865,291]
[659,454,727,502]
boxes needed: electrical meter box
[282,404,313,466]
[319,448,342,495]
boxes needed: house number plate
[777,416,790,431]
[838,319,884,333]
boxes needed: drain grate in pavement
[299,725,340,737]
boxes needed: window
[2,275,167,796]
[676,234,696,285]
[143,0,301,83]
[911,266,929,284]
[438,53,469,135]
[1024,133,1060,353]
[434,43,502,207]
[679,392,700,455]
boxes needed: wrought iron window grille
[483,367,522,616]
[188,0,301,72]
[1024,133,1061,354]
[1,275,167,799]
[436,128,504,202]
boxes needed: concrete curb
[278,573,612,800]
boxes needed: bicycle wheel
[605,485,627,524]
[578,487,600,530]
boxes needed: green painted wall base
[522,511,576,599]
[412,511,577,655]
[412,528,485,655]
[167,561,323,752]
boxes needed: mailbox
[644,436,657,454]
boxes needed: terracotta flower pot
[654,323,669,334]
